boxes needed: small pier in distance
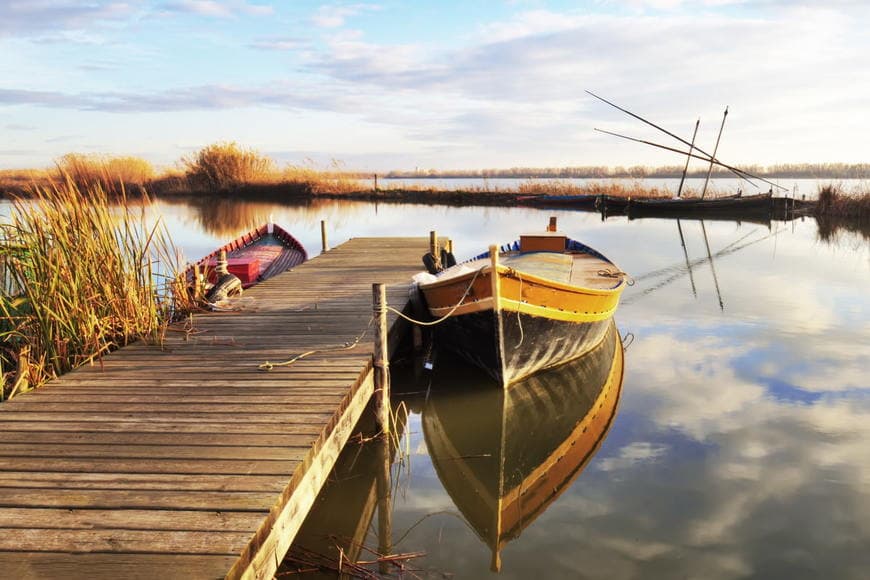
[0,236,431,579]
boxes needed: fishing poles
[587,90,788,192]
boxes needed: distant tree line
[384,163,870,180]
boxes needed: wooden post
[489,245,500,313]
[373,173,378,191]
[429,230,441,271]
[320,220,329,253]
[445,238,453,255]
[548,216,557,232]
[376,431,392,574]
[373,283,390,435]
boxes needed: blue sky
[1,1,869,171]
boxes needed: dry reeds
[182,142,276,191]
[815,184,870,241]
[0,182,190,400]
[55,153,154,194]
[517,179,671,199]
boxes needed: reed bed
[0,183,190,400]
[516,179,672,199]
[814,184,870,241]
[55,153,154,194]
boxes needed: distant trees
[384,163,870,180]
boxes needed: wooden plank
[0,528,252,554]
[0,553,237,580]
[0,443,309,461]
[0,473,288,492]
[0,458,300,475]
[0,508,265,531]
[0,489,277,511]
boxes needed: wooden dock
[0,236,430,579]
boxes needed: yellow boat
[417,219,628,387]
[422,321,624,571]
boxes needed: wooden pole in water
[429,230,441,271]
[320,220,329,252]
[701,107,728,199]
[376,432,393,574]
[373,283,390,435]
[677,118,700,198]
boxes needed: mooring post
[376,431,393,573]
[548,216,557,231]
[445,238,453,255]
[373,173,378,191]
[429,230,441,271]
[373,283,390,435]
[320,220,329,253]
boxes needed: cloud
[0,1,135,37]
[0,84,349,114]
[311,3,381,28]
[248,36,308,51]
[4,123,35,131]
[159,0,273,18]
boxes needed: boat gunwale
[419,261,626,297]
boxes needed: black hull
[435,309,612,387]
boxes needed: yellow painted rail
[0,237,429,579]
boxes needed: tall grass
[56,153,154,194]
[0,183,191,400]
[182,142,275,191]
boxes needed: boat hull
[435,308,612,386]
[420,256,624,387]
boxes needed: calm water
[2,197,868,578]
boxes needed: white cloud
[311,3,380,28]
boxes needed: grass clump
[56,153,154,194]
[182,142,275,191]
[0,183,190,400]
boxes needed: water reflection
[423,321,624,572]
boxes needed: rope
[508,267,525,349]
[598,269,635,286]
[385,266,485,327]
[259,316,375,371]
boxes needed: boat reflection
[422,320,625,572]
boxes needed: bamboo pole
[701,107,728,199]
[678,118,700,198]
[320,220,329,252]
[373,283,390,434]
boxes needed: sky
[1,0,869,172]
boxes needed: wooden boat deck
[0,237,430,579]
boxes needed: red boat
[191,223,307,289]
